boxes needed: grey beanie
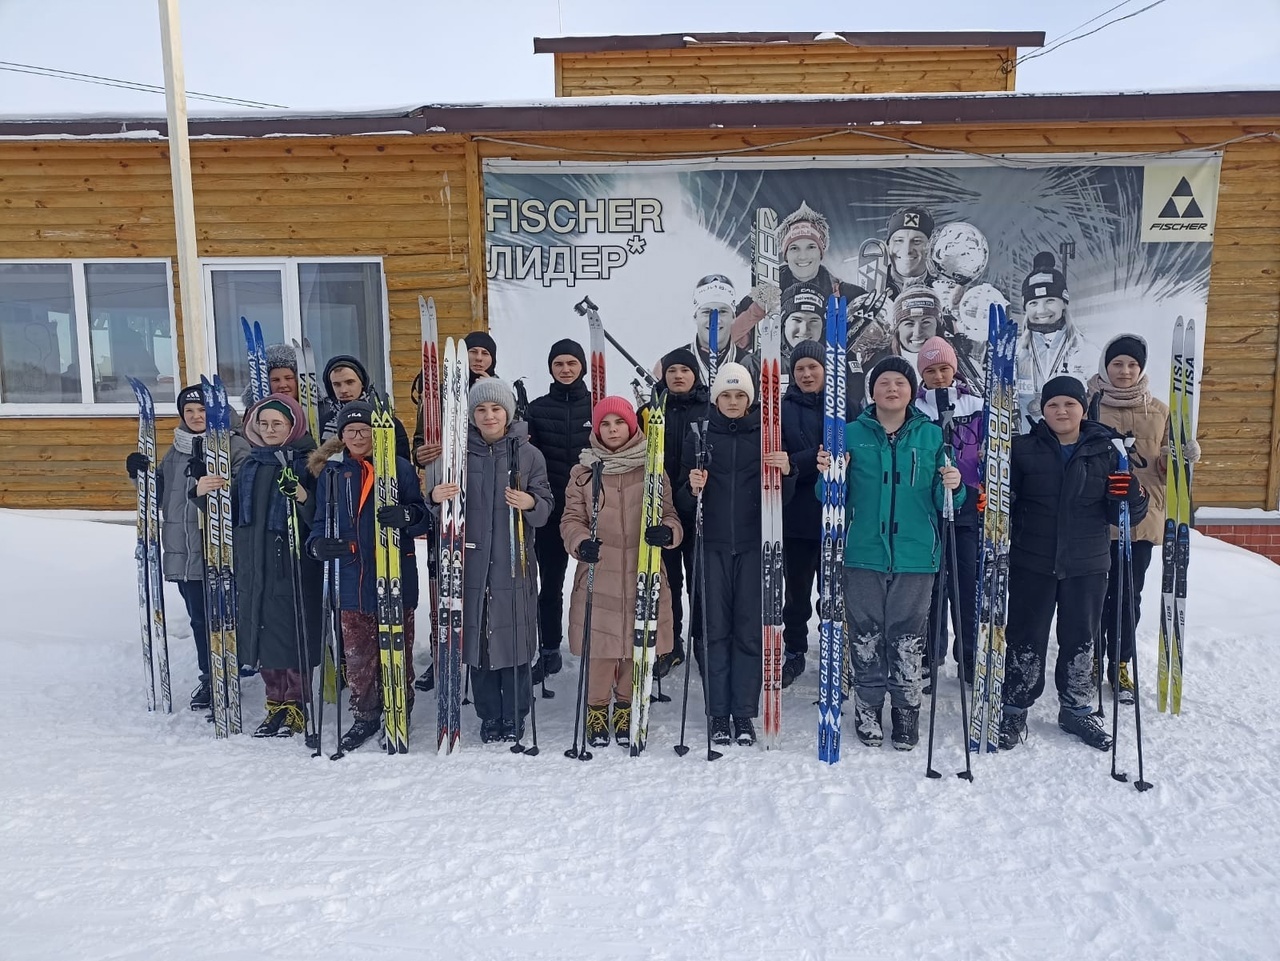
[789,339,826,374]
[265,343,298,374]
[468,378,516,423]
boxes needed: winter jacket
[1009,419,1149,578]
[659,384,710,521]
[781,382,824,540]
[305,437,432,614]
[914,384,985,530]
[444,421,553,670]
[525,378,593,519]
[834,404,966,574]
[317,354,411,460]
[676,407,795,554]
[154,429,249,582]
[561,431,684,661]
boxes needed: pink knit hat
[917,336,958,372]
[592,395,638,437]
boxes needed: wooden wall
[552,44,1017,96]
[1,117,1276,509]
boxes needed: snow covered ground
[2,509,1278,961]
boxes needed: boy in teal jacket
[819,357,962,750]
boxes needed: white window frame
[0,258,179,417]
[200,256,392,408]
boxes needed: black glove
[278,471,301,499]
[125,452,148,479]
[576,538,602,563]
[1106,472,1135,502]
[377,504,423,529]
[311,538,354,561]
[644,524,674,548]
[186,455,208,481]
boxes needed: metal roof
[532,31,1047,54]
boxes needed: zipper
[887,433,899,570]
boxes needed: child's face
[1106,355,1142,389]
[269,367,298,400]
[792,358,824,394]
[664,364,696,394]
[181,402,206,433]
[716,389,751,419]
[550,355,582,385]
[473,401,508,441]
[1043,396,1084,436]
[596,413,632,451]
[468,346,493,375]
[785,239,822,282]
[872,372,913,413]
[920,363,955,390]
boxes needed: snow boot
[1058,707,1113,751]
[278,702,306,737]
[710,716,732,746]
[854,702,883,747]
[998,711,1027,751]
[733,716,756,747]
[890,707,919,751]
[500,718,525,743]
[1113,662,1136,706]
[479,719,503,744]
[585,705,610,748]
[781,652,806,689]
[339,715,382,753]
[414,662,434,693]
[252,700,287,738]
[612,703,632,749]
[189,675,211,712]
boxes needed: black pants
[534,519,570,653]
[927,524,979,675]
[177,580,209,676]
[703,547,762,718]
[469,665,531,723]
[782,537,821,655]
[1003,566,1108,715]
[664,537,699,644]
[1101,539,1154,671]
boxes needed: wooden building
[0,30,1278,555]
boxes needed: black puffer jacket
[525,378,592,517]
[317,354,410,460]
[661,385,710,510]
[1009,419,1148,578]
[780,382,824,541]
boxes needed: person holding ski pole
[997,376,1148,751]
[678,363,794,747]
[306,401,432,753]
[428,379,552,743]
[816,356,963,751]
[913,337,984,685]
[561,396,683,748]
[1087,334,1198,705]
[232,394,321,739]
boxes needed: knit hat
[322,354,370,402]
[867,356,919,397]
[781,281,826,320]
[265,343,298,375]
[886,206,936,239]
[591,395,638,437]
[465,331,498,373]
[1022,251,1070,304]
[692,274,736,313]
[468,377,516,423]
[547,338,586,373]
[893,286,943,328]
[1040,375,1088,411]
[661,347,702,385]
[789,339,826,374]
[1105,334,1148,371]
[336,400,374,436]
[257,398,295,423]
[779,202,830,257]
[917,336,959,372]
[711,362,755,406]
[176,384,204,411]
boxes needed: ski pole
[946,518,974,782]
[566,462,603,761]
[673,524,701,756]
[690,423,722,763]
[326,469,346,760]
[925,439,955,780]
[1109,438,1130,783]
[1125,529,1153,792]
[572,296,658,388]
[277,454,317,748]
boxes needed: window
[0,260,176,409]
[203,259,388,403]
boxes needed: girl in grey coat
[430,379,553,743]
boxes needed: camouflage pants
[339,609,416,720]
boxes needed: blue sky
[1,0,1277,115]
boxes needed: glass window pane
[209,269,284,401]
[0,263,81,404]
[85,262,174,404]
[298,262,385,395]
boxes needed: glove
[644,524,674,548]
[186,455,208,481]
[576,538,602,563]
[1106,472,1134,501]
[976,484,987,514]
[312,538,354,561]
[125,452,149,479]
[377,504,422,529]
[277,472,300,499]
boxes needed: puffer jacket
[155,428,249,581]
[525,377,593,518]
[781,381,823,540]
[914,383,984,530]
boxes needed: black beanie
[781,281,826,320]
[547,338,586,374]
[886,205,936,239]
[1105,335,1148,371]
[868,356,918,396]
[789,339,827,374]
[661,347,703,386]
[336,400,374,436]
[176,384,204,412]
[1040,375,1088,411]
[465,331,498,374]
[1022,251,1070,304]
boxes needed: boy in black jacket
[999,376,1147,751]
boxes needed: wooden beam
[463,137,487,329]
[1267,291,1280,508]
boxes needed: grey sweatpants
[844,567,934,712]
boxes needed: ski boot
[586,705,610,748]
[890,707,919,751]
[1058,707,1113,751]
[733,716,756,747]
[781,652,806,689]
[252,700,288,738]
[612,703,632,749]
[710,716,732,746]
[853,702,883,747]
[479,719,502,744]
[1114,662,1136,706]
[414,663,435,693]
[339,715,382,753]
[189,675,211,712]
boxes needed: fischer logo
[1149,178,1206,231]
[1142,163,1219,243]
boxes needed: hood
[308,435,347,477]
[242,393,309,448]
[322,354,372,403]
[1095,332,1150,386]
[467,418,530,452]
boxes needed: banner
[484,155,1218,428]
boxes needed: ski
[373,396,410,754]
[420,296,441,450]
[128,379,172,714]
[1160,317,1196,714]
[969,304,1017,754]
[201,377,230,736]
[128,378,159,713]
[585,298,608,407]
[293,338,321,441]
[629,394,668,755]
[212,376,242,734]
[242,317,269,402]
[857,238,890,299]
[707,308,721,389]
[1157,318,1182,712]
[437,338,467,753]
[817,296,849,762]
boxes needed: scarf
[238,445,299,533]
[173,426,196,455]
[579,431,649,475]
[1088,372,1151,410]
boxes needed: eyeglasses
[344,427,372,438]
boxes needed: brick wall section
[1199,525,1280,564]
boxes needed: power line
[0,60,287,110]
[1014,0,1174,68]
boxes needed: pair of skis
[372,397,410,754]
[1159,317,1196,714]
[127,378,172,714]
[817,296,849,762]
[969,304,1018,754]
[292,337,321,441]
[199,375,241,737]
[241,317,269,402]
[629,395,668,755]
[436,339,467,754]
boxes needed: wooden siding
[1,118,1277,509]
[553,44,1017,97]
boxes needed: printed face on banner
[483,156,1218,428]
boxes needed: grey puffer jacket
[457,421,553,670]
[155,429,250,582]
